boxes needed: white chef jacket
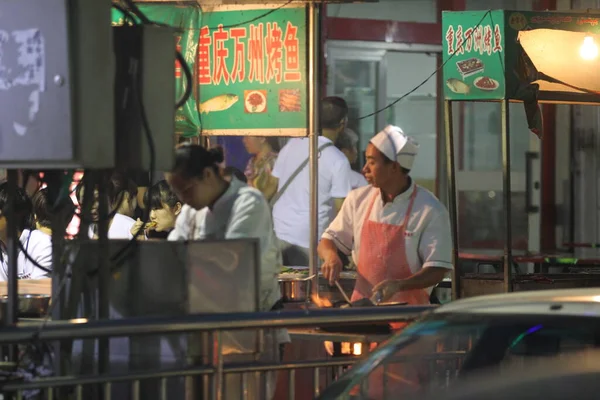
[272,136,353,249]
[168,177,282,313]
[349,170,368,189]
[322,181,453,279]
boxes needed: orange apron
[350,185,430,397]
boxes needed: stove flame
[311,294,333,308]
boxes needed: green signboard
[113,4,308,137]
[442,11,506,101]
[198,5,307,136]
[443,10,600,103]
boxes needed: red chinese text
[493,25,502,53]
[198,26,211,85]
[283,22,301,82]
[212,25,230,85]
[472,26,483,54]
[464,27,474,52]
[445,25,455,55]
[483,25,492,55]
[455,25,464,55]
[248,23,265,84]
[265,22,283,84]
[230,27,247,83]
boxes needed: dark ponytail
[173,144,225,179]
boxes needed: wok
[318,298,408,335]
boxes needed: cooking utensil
[279,274,316,302]
[334,280,352,304]
[319,299,409,334]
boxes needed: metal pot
[279,278,310,302]
[0,294,51,319]
[279,276,355,303]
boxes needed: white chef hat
[370,125,419,170]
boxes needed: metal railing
[0,306,435,399]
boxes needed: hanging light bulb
[580,35,598,60]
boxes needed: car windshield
[319,312,600,400]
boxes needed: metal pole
[443,101,461,300]
[5,170,19,360]
[97,173,111,386]
[308,2,320,300]
[501,100,513,293]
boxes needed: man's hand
[371,279,404,303]
[321,253,343,286]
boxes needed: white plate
[245,91,267,113]
[473,77,499,91]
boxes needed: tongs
[334,280,353,305]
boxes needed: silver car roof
[435,288,600,317]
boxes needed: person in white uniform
[18,188,75,279]
[166,144,288,400]
[319,125,452,305]
[0,183,32,281]
[271,96,354,266]
[335,128,368,190]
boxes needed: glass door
[453,102,541,254]
[326,43,386,169]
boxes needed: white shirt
[322,181,453,278]
[88,213,135,240]
[168,178,281,312]
[272,136,353,249]
[17,229,52,279]
[0,249,8,281]
[349,170,368,189]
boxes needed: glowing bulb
[580,35,598,60]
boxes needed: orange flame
[311,294,333,308]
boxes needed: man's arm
[373,267,449,302]
[396,267,449,290]
[319,194,355,284]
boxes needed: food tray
[456,58,484,78]
[279,266,357,280]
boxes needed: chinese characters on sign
[198,21,302,86]
[445,24,503,56]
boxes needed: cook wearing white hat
[318,125,452,314]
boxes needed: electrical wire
[356,10,492,121]
[5,4,162,370]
